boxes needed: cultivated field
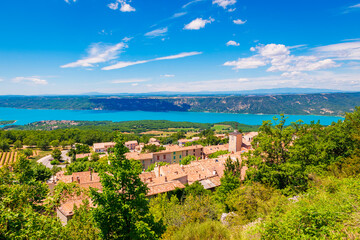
[0,150,40,167]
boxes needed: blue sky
[0,0,360,95]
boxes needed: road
[37,150,70,169]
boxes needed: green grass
[211,124,232,132]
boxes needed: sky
[0,0,360,95]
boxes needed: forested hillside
[1,109,360,239]
[1,92,360,115]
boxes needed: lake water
[0,107,344,127]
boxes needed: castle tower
[229,130,242,153]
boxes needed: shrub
[50,160,60,165]
[170,220,230,240]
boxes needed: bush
[181,155,196,165]
[170,221,230,240]
[208,150,230,159]
[50,160,60,165]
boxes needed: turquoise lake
[0,107,344,127]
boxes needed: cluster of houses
[54,130,258,225]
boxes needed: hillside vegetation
[1,92,360,115]
[1,108,360,239]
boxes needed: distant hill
[79,88,347,96]
[0,91,359,116]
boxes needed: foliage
[208,150,230,159]
[50,160,60,165]
[181,155,196,165]
[169,220,230,240]
[145,161,169,172]
[13,140,23,149]
[52,148,62,161]
[184,181,211,197]
[75,143,90,154]
[141,144,166,153]
[12,154,51,183]
[64,200,100,239]
[215,157,242,204]
[260,177,360,239]
[90,134,165,239]
[0,139,10,151]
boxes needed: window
[179,155,182,158]
[157,155,159,160]
[163,155,166,159]
[173,156,176,160]
[173,152,176,155]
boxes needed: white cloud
[258,44,289,57]
[184,17,214,30]
[0,78,3,82]
[145,27,168,37]
[122,37,133,42]
[182,0,204,8]
[349,3,360,8]
[61,42,126,68]
[212,0,236,9]
[102,60,148,70]
[224,56,267,69]
[224,43,339,73]
[131,83,139,86]
[226,40,240,46]
[108,2,118,10]
[111,79,148,84]
[233,19,246,24]
[313,41,360,60]
[173,12,187,18]
[102,51,202,70]
[108,0,135,12]
[161,74,175,78]
[64,0,76,3]
[12,77,48,85]
[147,71,360,93]
[154,52,201,60]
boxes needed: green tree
[52,148,62,162]
[90,134,164,239]
[23,148,33,158]
[244,115,308,195]
[181,155,196,165]
[50,139,60,148]
[13,140,23,149]
[37,139,50,151]
[0,139,10,152]
[91,152,100,162]
[215,157,242,204]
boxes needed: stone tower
[229,130,242,153]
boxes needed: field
[211,124,233,132]
[0,149,40,167]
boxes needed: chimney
[149,177,152,182]
[71,176,74,182]
[90,171,92,181]
[165,176,168,182]
[77,176,80,184]
[213,170,217,176]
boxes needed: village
[53,130,258,224]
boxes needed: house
[93,142,115,153]
[203,144,229,158]
[243,132,258,142]
[149,138,160,144]
[126,144,204,170]
[125,140,138,151]
[178,137,201,147]
[55,154,244,224]
[75,153,92,159]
